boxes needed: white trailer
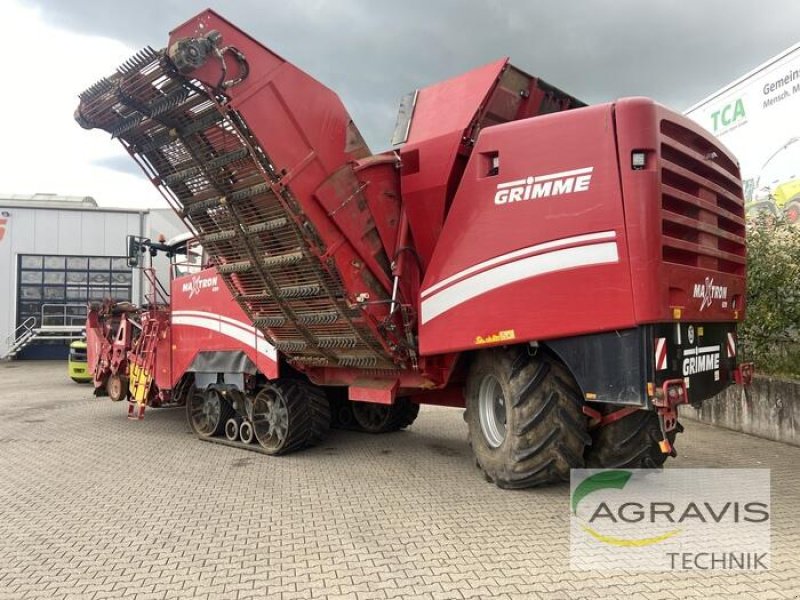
[685,42,800,221]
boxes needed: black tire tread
[253,379,331,455]
[287,380,331,447]
[351,398,420,433]
[585,408,681,469]
[389,399,420,431]
[466,347,589,489]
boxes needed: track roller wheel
[251,379,330,455]
[585,408,683,469]
[239,420,255,444]
[224,418,240,441]
[186,387,233,438]
[350,398,420,433]
[465,347,590,489]
[106,373,129,402]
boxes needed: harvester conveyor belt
[76,40,401,370]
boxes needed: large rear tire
[350,398,420,433]
[465,348,590,489]
[585,408,682,469]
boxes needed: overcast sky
[2,0,798,208]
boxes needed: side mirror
[127,235,143,267]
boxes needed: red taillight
[734,362,754,386]
[658,378,688,407]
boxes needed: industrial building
[0,194,184,359]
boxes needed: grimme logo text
[494,166,593,205]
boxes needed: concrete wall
[681,375,800,447]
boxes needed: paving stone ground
[0,361,798,599]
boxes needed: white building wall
[0,203,185,357]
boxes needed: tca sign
[710,98,746,133]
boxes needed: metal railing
[143,267,170,307]
[39,303,87,328]
[4,316,36,348]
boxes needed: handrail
[40,303,88,328]
[143,267,170,306]
[5,316,36,347]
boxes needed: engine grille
[659,119,746,276]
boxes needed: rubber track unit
[289,380,332,447]
[466,348,590,489]
[191,380,330,456]
[585,409,683,469]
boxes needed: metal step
[2,325,84,360]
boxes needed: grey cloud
[26,0,800,151]
[92,154,145,177]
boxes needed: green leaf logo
[571,470,632,514]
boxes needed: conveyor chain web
[77,48,396,369]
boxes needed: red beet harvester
[77,10,752,488]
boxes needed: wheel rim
[240,421,254,444]
[253,388,289,451]
[352,402,390,431]
[108,376,122,401]
[478,374,507,448]
[787,205,799,224]
[189,389,223,436]
[224,418,239,441]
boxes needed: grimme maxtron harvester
[77,10,752,487]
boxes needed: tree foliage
[741,217,800,378]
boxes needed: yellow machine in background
[750,137,800,224]
[68,340,91,383]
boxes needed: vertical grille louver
[659,120,746,276]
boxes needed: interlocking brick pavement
[0,361,798,599]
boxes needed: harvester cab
[76,9,750,487]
